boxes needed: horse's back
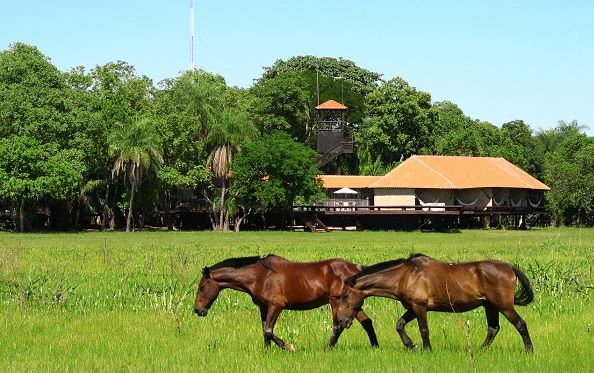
[255,257,358,309]
[408,257,517,311]
[264,256,359,279]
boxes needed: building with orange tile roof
[318,155,549,212]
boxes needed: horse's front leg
[325,322,344,350]
[396,309,417,349]
[326,298,345,350]
[258,305,271,348]
[412,305,432,351]
[263,305,296,352]
[355,309,379,348]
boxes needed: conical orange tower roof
[315,99,347,110]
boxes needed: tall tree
[154,70,223,229]
[108,117,163,232]
[252,70,365,147]
[357,77,438,171]
[538,121,593,226]
[251,71,312,143]
[0,43,69,143]
[64,66,109,229]
[496,120,543,177]
[204,95,258,231]
[259,55,381,96]
[433,101,485,156]
[0,43,88,229]
[544,130,594,226]
[230,132,322,231]
[90,61,155,229]
[0,136,84,231]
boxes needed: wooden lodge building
[298,155,550,230]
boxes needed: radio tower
[190,0,196,70]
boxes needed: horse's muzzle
[194,308,208,317]
[338,317,353,329]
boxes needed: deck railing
[294,204,546,215]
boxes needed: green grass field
[1,228,593,372]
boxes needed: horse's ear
[345,276,357,287]
[202,267,210,278]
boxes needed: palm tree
[205,108,258,230]
[109,117,163,232]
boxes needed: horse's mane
[347,253,428,285]
[261,254,286,269]
[204,254,277,276]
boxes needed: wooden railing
[293,204,546,215]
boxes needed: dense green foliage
[231,132,323,230]
[0,229,592,371]
[259,55,382,96]
[543,126,594,226]
[357,77,438,171]
[1,42,593,230]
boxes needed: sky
[2,1,593,135]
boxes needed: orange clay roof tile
[315,99,348,110]
[317,175,381,189]
[369,155,549,190]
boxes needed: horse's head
[194,267,220,317]
[336,280,365,329]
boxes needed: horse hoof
[286,344,297,352]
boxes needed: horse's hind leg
[355,309,379,348]
[396,309,417,349]
[501,308,533,352]
[481,303,500,349]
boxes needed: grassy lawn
[1,228,593,371]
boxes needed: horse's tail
[512,265,534,306]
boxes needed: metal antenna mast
[190,0,195,70]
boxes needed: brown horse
[336,253,534,352]
[194,254,378,351]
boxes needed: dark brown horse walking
[336,254,534,352]
[194,254,379,351]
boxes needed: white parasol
[333,187,358,194]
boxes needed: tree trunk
[101,182,110,231]
[165,190,173,231]
[126,182,136,232]
[304,106,312,144]
[234,216,243,232]
[234,207,251,232]
[218,183,227,231]
[19,195,25,232]
[202,190,217,230]
[74,197,81,230]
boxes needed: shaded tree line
[0,43,592,231]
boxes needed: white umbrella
[334,187,358,194]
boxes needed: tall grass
[0,228,593,371]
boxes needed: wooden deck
[291,204,547,230]
[294,205,546,216]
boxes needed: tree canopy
[230,132,322,231]
[1,42,593,229]
[357,77,438,171]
